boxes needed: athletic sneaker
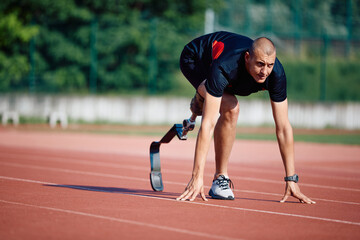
[209,175,235,200]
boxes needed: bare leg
[182,81,207,138]
[213,93,239,179]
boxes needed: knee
[226,103,240,122]
[220,100,239,124]
[190,92,204,116]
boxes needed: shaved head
[245,37,277,83]
[249,37,276,56]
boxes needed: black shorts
[179,45,207,90]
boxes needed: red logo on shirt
[212,40,224,60]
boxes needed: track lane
[1,130,360,239]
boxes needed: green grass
[109,129,360,145]
[71,127,360,145]
[10,122,360,145]
[293,134,360,145]
[235,132,360,145]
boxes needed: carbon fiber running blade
[150,171,163,191]
[150,141,163,191]
[149,124,187,192]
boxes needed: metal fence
[211,0,359,57]
[206,0,360,102]
[2,0,360,101]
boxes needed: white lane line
[1,161,360,206]
[232,189,360,206]
[0,176,56,185]
[0,199,242,240]
[1,176,360,227]
[0,153,148,171]
[188,201,360,226]
[232,176,360,192]
[1,153,359,193]
[1,144,360,175]
[1,151,360,182]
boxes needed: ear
[245,51,250,63]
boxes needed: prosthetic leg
[149,92,202,191]
[149,118,198,191]
[150,124,183,191]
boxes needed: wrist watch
[284,174,299,183]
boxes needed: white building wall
[1,94,359,129]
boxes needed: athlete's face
[245,49,276,83]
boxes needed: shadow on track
[44,184,179,200]
[44,184,294,203]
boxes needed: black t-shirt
[186,31,287,102]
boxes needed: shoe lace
[216,175,234,190]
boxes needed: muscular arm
[193,91,222,176]
[177,89,222,201]
[271,99,315,204]
[270,99,295,177]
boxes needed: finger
[189,188,201,202]
[200,190,208,201]
[300,194,316,204]
[176,189,189,201]
[181,189,195,201]
[296,192,316,204]
[176,190,187,201]
[189,192,197,201]
[302,196,316,204]
[280,193,289,203]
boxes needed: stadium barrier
[0,94,359,130]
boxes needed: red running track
[0,128,360,240]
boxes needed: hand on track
[176,176,208,202]
[280,181,316,204]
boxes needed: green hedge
[283,58,360,102]
[1,0,359,102]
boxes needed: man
[176,31,315,204]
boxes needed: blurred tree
[0,1,38,91]
[1,0,358,101]
[0,12,38,47]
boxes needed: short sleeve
[268,59,287,102]
[205,63,229,97]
